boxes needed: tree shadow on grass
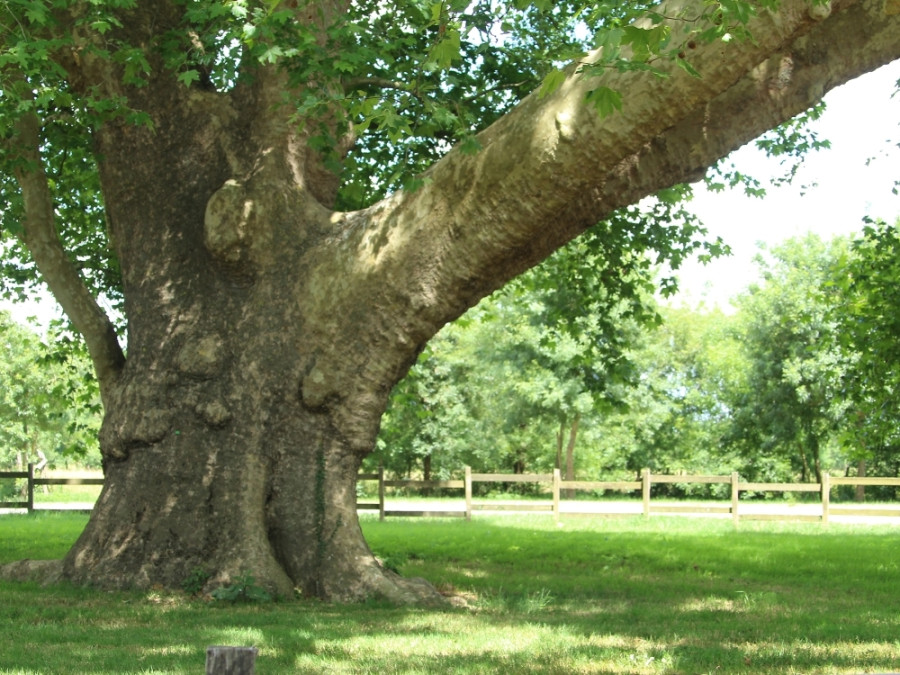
[1,516,899,673]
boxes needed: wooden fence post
[552,468,560,523]
[26,463,34,514]
[731,472,740,526]
[206,646,257,674]
[641,469,650,518]
[821,473,830,524]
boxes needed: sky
[3,59,899,329]
[666,59,900,312]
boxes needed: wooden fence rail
[3,464,900,524]
[0,464,104,513]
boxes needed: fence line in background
[3,464,900,524]
[0,464,104,513]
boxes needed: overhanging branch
[11,110,125,404]
[351,0,900,341]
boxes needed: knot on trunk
[176,335,225,379]
[808,1,831,20]
[300,362,337,409]
[204,180,257,264]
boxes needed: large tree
[0,0,897,602]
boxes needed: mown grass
[32,485,102,504]
[1,513,898,674]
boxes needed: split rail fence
[3,464,900,524]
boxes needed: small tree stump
[206,646,258,674]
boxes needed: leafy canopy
[0,0,793,295]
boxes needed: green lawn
[0,513,898,673]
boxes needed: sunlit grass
[1,513,898,673]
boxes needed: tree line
[0,312,100,500]
[371,219,900,499]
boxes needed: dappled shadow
[2,515,899,673]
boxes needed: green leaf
[675,56,701,78]
[431,29,461,69]
[539,69,567,98]
[90,20,113,35]
[177,70,200,87]
[429,2,444,24]
[585,86,622,118]
[622,24,670,62]
[459,135,482,155]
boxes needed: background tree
[0,312,101,505]
[609,305,746,492]
[725,235,851,483]
[0,0,897,602]
[835,219,900,492]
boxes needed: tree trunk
[855,459,867,502]
[422,454,432,497]
[206,646,258,675]
[810,435,823,486]
[798,443,810,483]
[59,68,442,604]
[564,414,580,499]
[555,420,564,473]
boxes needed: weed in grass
[376,552,408,574]
[523,587,555,614]
[209,571,272,603]
[181,566,210,596]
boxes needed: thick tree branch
[11,110,125,404]
[349,0,900,342]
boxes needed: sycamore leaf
[585,86,622,118]
[177,69,200,87]
[431,29,461,69]
[675,56,701,78]
[459,135,482,155]
[539,68,567,98]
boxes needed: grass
[32,485,103,504]
[1,513,899,674]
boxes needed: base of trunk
[18,435,447,606]
[0,559,63,585]
[0,556,446,606]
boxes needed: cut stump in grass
[206,646,258,674]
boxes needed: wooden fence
[0,464,104,512]
[4,464,900,524]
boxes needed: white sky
[3,60,899,329]
[667,59,900,312]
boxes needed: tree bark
[564,414,580,500]
[206,646,258,675]
[2,0,898,602]
[855,459,867,502]
[556,420,565,472]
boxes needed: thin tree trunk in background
[555,420,564,473]
[855,459,867,502]
[422,454,432,497]
[422,454,432,482]
[810,435,822,485]
[564,414,580,499]
[35,449,48,494]
[799,445,810,483]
